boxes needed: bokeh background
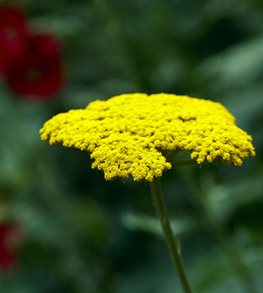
[0,0,263,292]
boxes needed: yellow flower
[40,93,255,181]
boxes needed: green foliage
[1,0,263,292]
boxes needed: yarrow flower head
[40,93,255,181]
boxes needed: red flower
[0,223,19,271]
[0,5,28,75]
[6,33,63,99]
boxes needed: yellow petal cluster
[40,93,255,181]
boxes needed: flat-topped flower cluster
[40,93,255,181]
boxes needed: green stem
[149,178,193,293]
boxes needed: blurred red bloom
[0,223,19,271]
[0,5,28,75]
[6,33,63,99]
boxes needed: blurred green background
[0,0,263,292]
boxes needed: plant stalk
[149,177,193,293]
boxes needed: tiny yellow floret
[40,93,255,181]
